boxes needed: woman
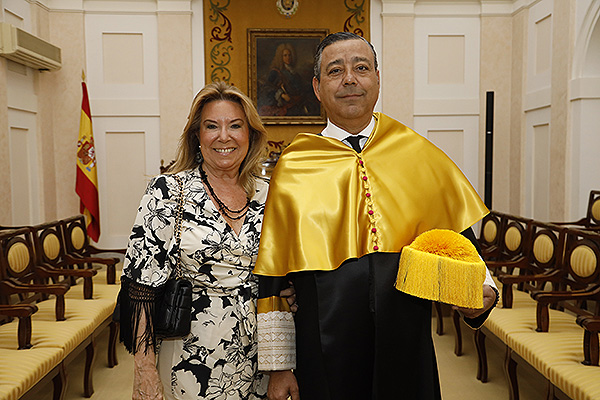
[118,82,271,400]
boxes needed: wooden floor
[32,313,548,400]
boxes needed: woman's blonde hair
[168,81,267,196]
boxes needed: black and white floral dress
[121,168,269,400]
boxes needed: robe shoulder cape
[254,112,488,277]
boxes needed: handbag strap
[172,174,185,279]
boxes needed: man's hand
[453,284,497,319]
[279,281,298,313]
[268,370,300,400]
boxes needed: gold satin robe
[255,112,488,281]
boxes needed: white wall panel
[415,17,480,101]
[524,107,551,218]
[8,112,40,225]
[85,14,159,114]
[526,0,553,110]
[413,115,481,195]
[532,123,550,220]
[93,116,160,248]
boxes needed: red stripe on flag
[76,168,99,216]
[76,168,100,241]
[81,82,91,119]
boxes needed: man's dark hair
[313,32,378,81]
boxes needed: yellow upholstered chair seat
[64,268,121,309]
[484,304,537,343]
[549,362,600,400]
[0,347,64,400]
[0,318,90,354]
[34,297,115,329]
[506,318,600,400]
[507,313,582,374]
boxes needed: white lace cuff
[257,310,296,370]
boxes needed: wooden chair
[483,213,533,266]
[532,228,600,332]
[495,221,567,309]
[478,211,505,259]
[0,228,70,321]
[451,215,532,358]
[552,190,600,231]
[60,215,125,284]
[30,221,98,299]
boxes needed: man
[254,32,498,400]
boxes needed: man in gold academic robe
[254,32,499,400]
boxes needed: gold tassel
[395,229,486,308]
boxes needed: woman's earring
[195,146,203,163]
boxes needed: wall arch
[570,0,600,220]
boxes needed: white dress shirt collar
[321,116,376,142]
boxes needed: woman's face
[198,100,250,176]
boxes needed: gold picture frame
[248,28,328,125]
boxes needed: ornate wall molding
[207,0,233,83]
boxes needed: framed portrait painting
[248,28,328,124]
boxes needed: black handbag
[154,175,193,338]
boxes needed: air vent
[0,23,61,71]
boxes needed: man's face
[312,39,379,132]
[282,49,292,66]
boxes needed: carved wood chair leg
[452,309,463,356]
[52,363,67,400]
[83,277,93,299]
[591,331,599,366]
[475,329,488,382]
[84,338,96,398]
[504,347,519,400]
[108,321,119,368]
[18,317,33,349]
[583,330,592,365]
[56,295,66,321]
[536,304,549,332]
[502,284,513,308]
[545,381,557,400]
[107,264,116,285]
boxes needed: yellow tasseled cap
[395,229,486,308]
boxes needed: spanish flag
[75,78,100,242]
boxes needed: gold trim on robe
[257,296,292,314]
[254,112,489,277]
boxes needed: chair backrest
[527,221,567,274]
[586,190,600,227]
[30,221,66,267]
[563,229,600,290]
[550,228,600,318]
[61,215,90,257]
[479,211,504,249]
[500,214,533,261]
[0,228,37,284]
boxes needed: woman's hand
[132,312,163,400]
[133,350,163,400]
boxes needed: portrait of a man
[248,29,327,124]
